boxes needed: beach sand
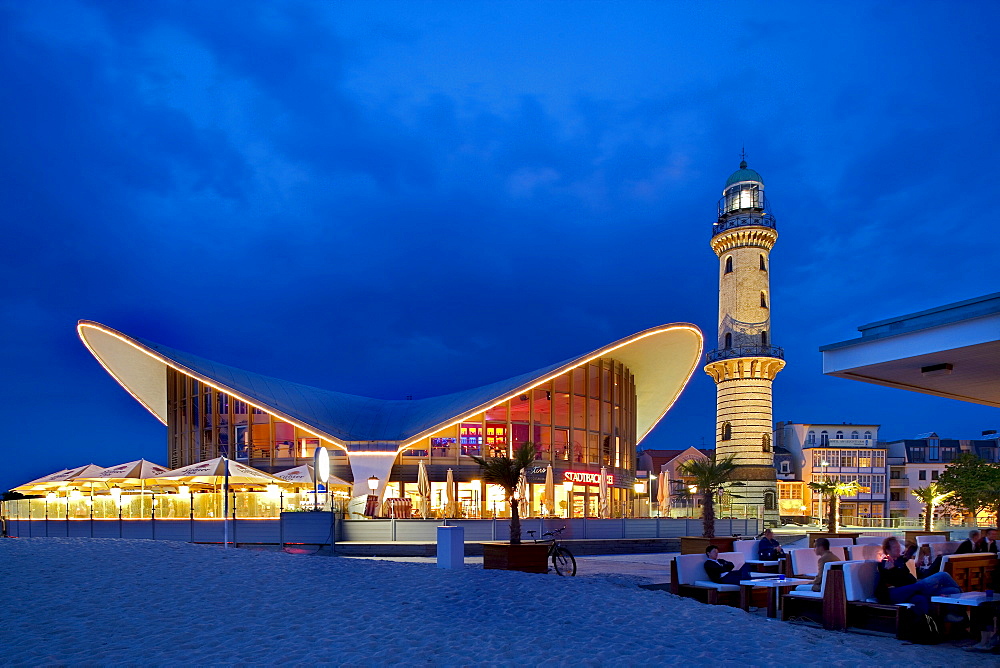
[0,538,973,666]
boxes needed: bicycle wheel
[552,546,576,576]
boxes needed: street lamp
[367,476,380,491]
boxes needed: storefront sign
[563,471,614,486]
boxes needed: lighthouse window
[724,333,732,348]
[762,434,771,452]
[761,331,768,346]
[721,421,732,441]
[759,255,766,271]
[760,292,768,308]
[724,257,733,274]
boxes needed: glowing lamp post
[313,446,330,511]
[365,475,380,518]
[367,475,379,492]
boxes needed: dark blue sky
[2,1,997,492]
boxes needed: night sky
[3,1,997,493]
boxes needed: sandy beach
[0,538,971,666]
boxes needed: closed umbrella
[517,469,528,517]
[543,465,555,516]
[599,466,609,518]
[657,471,667,516]
[417,461,431,518]
[445,468,458,518]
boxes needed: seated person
[956,529,981,554]
[757,528,785,560]
[979,527,999,554]
[703,545,756,585]
[803,537,840,592]
[914,544,943,579]
[875,536,961,617]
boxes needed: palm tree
[911,483,955,532]
[679,454,738,538]
[472,442,536,544]
[808,479,862,533]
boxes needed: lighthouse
[703,157,784,527]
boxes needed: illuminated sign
[563,471,614,486]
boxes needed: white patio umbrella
[12,464,106,492]
[273,465,351,488]
[599,466,609,518]
[148,457,285,486]
[417,461,431,518]
[445,468,458,518]
[543,465,555,516]
[657,471,668,516]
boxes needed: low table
[739,577,813,618]
[931,592,997,607]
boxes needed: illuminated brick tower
[703,157,784,527]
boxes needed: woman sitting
[876,536,961,617]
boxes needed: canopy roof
[78,320,703,451]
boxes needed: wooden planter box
[482,543,549,573]
[680,536,737,555]
[904,530,950,545]
[807,532,860,547]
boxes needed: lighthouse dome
[725,160,764,187]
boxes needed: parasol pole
[223,457,230,550]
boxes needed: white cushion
[847,544,883,561]
[842,560,878,602]
[856,536,886,546]
[693,580,740,592]
[786,589,823,599]
[733,539,757,559]
[930,541,961,559]
[826,537,855,549]
[788,546,846,577]
[675,551,756,587]
[916,535,946,546]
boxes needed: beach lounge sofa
[929,541,961,560]
[846,544,882,561]
[855,535,887,546]
[733,539,782,571]
[781,560,843,628]
[843,559,914,638]
[941,552,998,591]
[670,551,769,606]
[826,537,855,549]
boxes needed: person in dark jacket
[757,528,785,560]
[876,536,961,616]
[979,528,999,554]
[703,545,756,585]
[956,529,981,554]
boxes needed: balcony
[706,345,785,362]
[889,501,910,510]
[889,477,909,487]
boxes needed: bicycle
[526,526,577,576]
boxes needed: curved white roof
[78,321,703,451]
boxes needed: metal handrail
[712,213,777,236]
[705,345,785,362]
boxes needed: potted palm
[905,483,954,545]
[806,479,861,546]
[472,442,549,572]
[678,454,740,554]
